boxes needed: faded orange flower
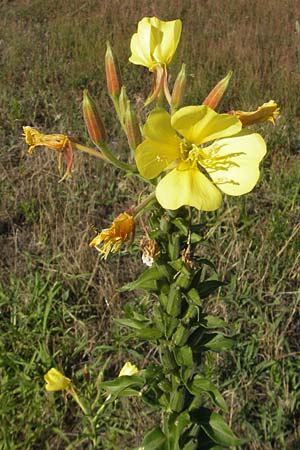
[89,212,135,258]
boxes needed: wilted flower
[228,100,280,126]
[23,126,74,181]
[89,212,135,258]
[23,126,69,154]
[118,361,139,377]
[140,236,160,267]
[135,106,266,211]
[129,17,182,71]
[44,368,71,392]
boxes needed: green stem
[133,192,157,218]
[96,141,137,173]
[72,142,108,161]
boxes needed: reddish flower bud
[202,71,232,110]
[105,42,122,98]
[82,89,106,145]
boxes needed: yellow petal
[129,19,153,68]
[118,362,139,377]
[135,109,180,179]
[150,17,182,66]
[171,105,242,146]
[155,165,222,211]
[206,131,267,196]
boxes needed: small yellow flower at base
[44,368,71,392]
[23,126,69,154]
[118,362,139,377]
[89,212,135,259]
[228,100,280,126]
[129,17,182,71]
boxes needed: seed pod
[169,385,185,412]
[173,323,190,346]
[168,234,181,260]
[159,346,177,371]
[175,272,192,290]
[182,438,198,450]
[166,284,182,317]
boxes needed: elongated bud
[202,70,232,109]
[119,86,129,123]
[171,63,186,110]
[105,41,122,98]
[124,100,142,151]
[82,89,106,145]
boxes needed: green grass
[1,0,300,448]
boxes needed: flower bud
[171,63,186,110]
[118,86,129,124]
[202,71,232,110]
[125,101,142,151]
[105,41,122,98]
[82,89,106,145]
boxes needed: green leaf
[201,333,234,352]
[190,408,241,446]
[187,375,228,411]
[101,374,144,399]
[173,345,194,368]
[196,280,226,298]
[115,317,149,330]
[200,411,241,446]
[172,217,189,235]
[136,325,162,340]
[119,264,171,292]
[142,426,167,450]
[202,315,229,329]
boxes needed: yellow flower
[228,100,280,126]
[89,212,135,258]
[135,106,267,211]
[129,17,182,71]
[118,362,139,377]
[23,126,69,154]
[44,368,71,392]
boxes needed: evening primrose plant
[23,16,279,450]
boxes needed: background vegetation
[1,0,300,448]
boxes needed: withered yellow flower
[229,100,280,126]
[44,368,71,392]
[89,212,135,258]
[118,361,139,377]
[23,126,74,182]
[23,126,69,154]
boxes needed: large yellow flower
[135,106,267,211]
[129,17,182,71]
